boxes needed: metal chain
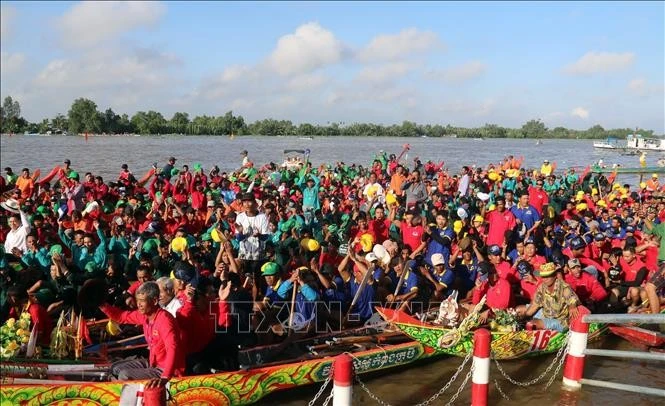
[492,331,570,387]
[353,350,474,406]
[545,338,571,389]
[442,362,474,406]
[321,387,335,406]
[415,351,473,406]
[493,379,511,401]
[308,363,334,406]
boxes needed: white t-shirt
[235,211,270,260]
[4,211,30,253]
[163,296,183,317]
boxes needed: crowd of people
[1,148,664,385]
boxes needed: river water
[2,134,664,404]
[1,135,661,186]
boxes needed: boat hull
[377,308,607,360]
[0,340,438,405]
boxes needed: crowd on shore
[1,147,664,385]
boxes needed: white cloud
[358,28,443,62]
[1,5,16,42]
[627,77,665,98]
[267,22,345,76]
[355,62,414,84]
[438,98,496,117]
[0,52,25,74]
[562,51,635,75]
[285,73,328,92]
[56,1,166,48]
[571,107,590,119]
[427,61,487,83]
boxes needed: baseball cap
[365,253,378,263]
[240,193,254,201]
[594,233,606,242]
[516,260,533,276]
[64,159,71,164]
[570,237,586,250]
[567,258,581,268]
[488,245,502,256]
[431,253,445,266]
[261,262,280,276]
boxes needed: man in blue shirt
[510,191,541,232]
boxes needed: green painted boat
[377,307,608,360]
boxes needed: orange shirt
[16,176,34,200]
[390,173,406,197]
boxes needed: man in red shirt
[528,179,549,215]
[617,247,649,311]
[565,258,608,307]
[369,205,391,243]
[485,196,516,246]
[471,262,512,323]
[398,209,425,254]
[103,281,184,383]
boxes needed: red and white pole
[562,314,589,390]
[332,354,353,406]
[471,328,491,406]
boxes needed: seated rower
[468,261,512,324]
[519,262,581,332]
[564,258,608,311]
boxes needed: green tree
[102,108,120,134]
[0,96,26,133]
[170,112,190,134]
[38,118,50,133]
[52,114,68,133]
[521,119,548,138]
[67,98,102,134]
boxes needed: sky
[1,1,663,132]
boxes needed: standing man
[235,193,270,281]
[102,281,184,381]
[162,157,177,181]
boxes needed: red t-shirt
[401,222,424,252]
[472,278,512,309]
[485,210,516,246]
[369,218,391,243]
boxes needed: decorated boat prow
[376,307,608,360]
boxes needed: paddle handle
[287,282,298,336]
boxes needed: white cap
[457,207,468,219]
[431,253,445,266]
[365,253,378,262]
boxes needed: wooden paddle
[287,278,298,337]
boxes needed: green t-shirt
[645,222,665,261]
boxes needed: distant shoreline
[3,133,657,140]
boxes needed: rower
[519,262,581,332]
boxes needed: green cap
[193,163,202,172]
[49,244,63,256]
[201,232,212,242]
[84,261,97,273]
[67,171,79,180]
[261,262,280,276]
[36,205,48,214]
[171,168,180,176]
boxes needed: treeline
[0,96,657,139]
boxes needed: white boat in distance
[593,133,665,152]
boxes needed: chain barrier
[493,379,511,401]
[353,350,474,406]
[308,363,334,406]
[492,331,570,388]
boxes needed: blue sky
[1,1,663,132]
